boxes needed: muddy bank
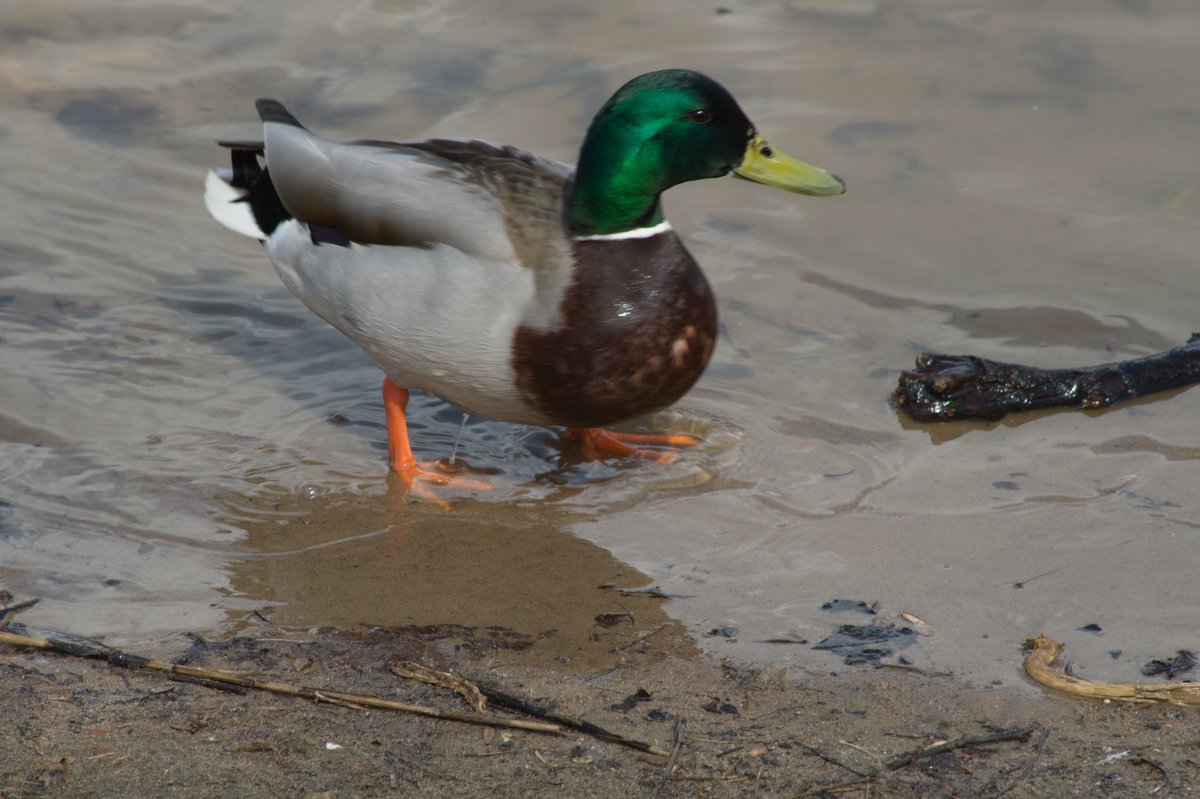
[2,622,1189,798]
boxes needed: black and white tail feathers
[204,99,300,240]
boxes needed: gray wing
[259,101,572,266]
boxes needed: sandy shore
[2,620,1189,798]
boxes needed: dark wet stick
[893,333,1200,422]
[882,726,1036,772]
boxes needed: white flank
[204,169,266,240]
[573,220,673,242]
[263,222,547,423]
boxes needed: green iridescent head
[568,69,844,237]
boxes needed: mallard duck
[205,69,844,504]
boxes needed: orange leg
[383,378,490,507]
[564,427,698,464]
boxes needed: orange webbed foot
[390,458,493,510]
[383,378,492,509]
[565,427,698,464]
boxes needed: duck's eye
[688,109,713,124]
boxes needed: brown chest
[511,233,717,428]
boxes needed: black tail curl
[216,139,291,237]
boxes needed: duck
[204,69,844,505]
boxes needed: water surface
[2,0,1198,688]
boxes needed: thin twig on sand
[883,726,1035,771]
[0,626,556,738]
[985,728,1050,799]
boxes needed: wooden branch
[894,334,1200,422]
[1023,634,1200,705]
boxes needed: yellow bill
[734,134,845,196]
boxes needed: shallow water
[2,0,1198,689]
